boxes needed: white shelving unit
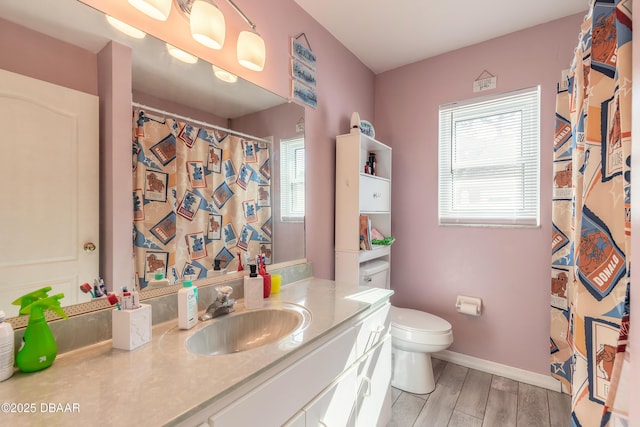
[335,130,392,285]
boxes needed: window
[438,87,540,226]
[280,137,305,221]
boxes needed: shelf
[335,131,392,285]
[359,173,390,183]
[359,245,390,263]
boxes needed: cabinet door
[355,336,392,427]
[209,327,357,426]
[359,176,390,212]
[354,303,390,359]
[304,365,357,427]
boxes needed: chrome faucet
[199,285,236,321]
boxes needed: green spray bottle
[15,293,68,373]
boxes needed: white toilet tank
[359,260,390,289]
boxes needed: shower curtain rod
[132,102,271,144]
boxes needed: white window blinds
[280,137,305,221]
[438,87,540,226]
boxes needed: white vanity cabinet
[335,131,392,286]
[185,301,392,427]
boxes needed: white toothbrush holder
[112,304,152,350]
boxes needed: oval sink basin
[186,303,311,356]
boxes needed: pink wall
[0,17,97,95]
[374,13,585,375]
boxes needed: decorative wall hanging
[473,69,497,93]
[290,33,317,109]
[132,105,272,289]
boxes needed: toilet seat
[390,307,453,345]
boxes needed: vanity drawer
[354,303,390,359]
[359,175,390,212]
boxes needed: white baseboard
[432,350,561,392]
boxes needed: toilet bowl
[358,260,454,394]
[390,306,453,394]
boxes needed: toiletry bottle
[208,259,227,277]
[258,255,271,298]
[16,294,68,373]
[147,272,170,287]
[178,280,198,329]
[243,264,264,309]
[0,311,14,381]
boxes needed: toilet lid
[391,306,452,334]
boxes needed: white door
[0,69,99,317]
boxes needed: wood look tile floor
[388,359,571,427]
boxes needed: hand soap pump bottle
[243,264,264,309]
[16,293,68,373]
[148,272,170,288]
[178,279,198,330]
[0,310,14,381]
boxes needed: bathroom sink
[186,303,311,356]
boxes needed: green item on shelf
[16,293,68,373]
[372,236,395,246]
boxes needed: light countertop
[0,278,392,426]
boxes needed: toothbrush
[106,293,121,310]
[79,283,95,298]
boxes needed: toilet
[360,260,453,395]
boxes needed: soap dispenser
[147,272,170,288]
[243,264,264,309]
[178,279,198,330]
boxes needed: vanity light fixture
[212,65,238,83]
[106,16,147,39]
[167,43,199,64]
[128,0,172,21]
[175,0,266,71]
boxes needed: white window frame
[438,87,540,227]
[280,136,305,222]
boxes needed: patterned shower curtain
[550,1,631,425]
[132,108,272,289]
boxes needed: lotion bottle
[178,280,198,329]
[0,311,14,381]
[243,264,264,309]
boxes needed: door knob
[84,242,96,253]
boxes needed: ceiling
[294,0,590,74]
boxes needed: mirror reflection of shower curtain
[132,108,272,289]
[550,2,631,425]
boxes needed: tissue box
[112,304,152,350]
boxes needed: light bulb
[212,65,238,83]
[237,30,265,71]
[190,0,225,49]
[166,44,198,64]
[128,0,172,21]
[106,16,146,39]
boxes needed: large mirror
[0,0,305,318]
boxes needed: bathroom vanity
[0,279,392,426]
